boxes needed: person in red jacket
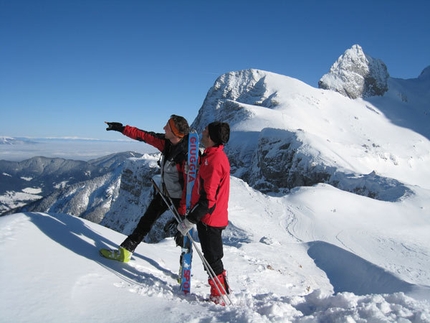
[177,121,231,305]
[100,115,190,262]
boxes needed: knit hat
[208,122,230,145]
[168,115,189,138]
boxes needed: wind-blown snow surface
[1,177,430,322]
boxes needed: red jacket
[122,125,188,215]
[187,145,230,228]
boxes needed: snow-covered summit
[0,136,37,145]
[192,67,429,198]
[318,44,390,99]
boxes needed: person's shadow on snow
[27,212,177,290]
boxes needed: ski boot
[99,247,132,263]
[208,270,230,306]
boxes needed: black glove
[105,122,125,132]
[174,231,184,247]
[163,218,184,247]
[163,218,177,233]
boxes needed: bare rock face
[318,44,389,99]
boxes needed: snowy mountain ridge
[2,45,430,230]
[102,44,430,243]
[1,44,430,322]
[192,61,429,197]
[0,136,38,145]
[0,152,144,218]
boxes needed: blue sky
[1,0,429,140]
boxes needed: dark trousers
[121,193,180,252]
[197,222,225,276]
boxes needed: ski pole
[151,178,217,281]
[151,178,227,299]
[151,178,232,305]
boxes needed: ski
[150,176,232,306]
[180,130,199,295]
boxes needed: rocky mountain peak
[418,65,430,80]
[192,69,277,131]
[318,44,389,99]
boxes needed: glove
[174,231,183,247]
[105,121,125,132]
[163,218,177,233]
[164,218,184,247]
[177,218,194,235]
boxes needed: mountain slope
[1,44,430,321]
[192,67,430,197]
[1,174,429,322]
[368,65,430,140]
[0,152,145,218]
[2,44,429,243]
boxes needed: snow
[248,75,427,185]
[1,176,429,322]
[0,190,43,212]
[318,44,389,99]
[1,62,430,321]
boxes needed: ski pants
[197,222,225,276]
[121,192,180,252]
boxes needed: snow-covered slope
[0,152,145,221]
[368,65,430,140]
[192,67,430,197]
[1,175,429,322]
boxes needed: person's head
[202,121,230,148]
[164,115,189,143]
